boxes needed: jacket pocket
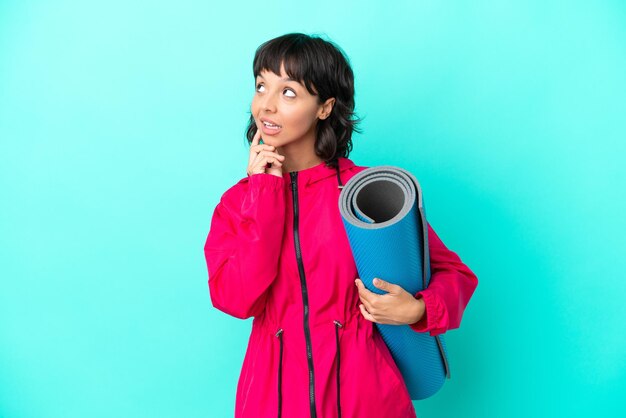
[333,320,343,417]
[275,327,284,418]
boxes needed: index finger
[251,128,261,147]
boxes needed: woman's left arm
[409,223,479,336]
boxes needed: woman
[204,32,478,418]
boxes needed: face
[251,63,334,149]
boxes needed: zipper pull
[290,171,297,187]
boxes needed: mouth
[259,119,282,136]
[261,120,282,129]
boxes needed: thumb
[373,278,389,291]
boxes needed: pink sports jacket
[204,157,478,418]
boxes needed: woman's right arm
[205,129,285,319]
[204,173,286,319]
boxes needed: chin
[260,135,281,146]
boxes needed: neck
[281,155,324,173]
[277,137,324,173]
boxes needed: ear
[318,97,336,120]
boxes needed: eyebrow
[257,74,298,82]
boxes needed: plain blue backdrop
[1,1,624,417]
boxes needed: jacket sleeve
[409,223,478,336]
[204,173,286,319]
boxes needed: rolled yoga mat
[338,165,450,400]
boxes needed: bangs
[253,36,320,96]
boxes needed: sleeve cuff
[248,173,285,189]
[409,290,446,336]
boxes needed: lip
[259,117,282,136]
[260,117,281,127]
[260,122,282,136]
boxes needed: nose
[260,90,278,113]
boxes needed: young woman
[204,32,478,418]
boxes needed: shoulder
[342,159,369,183]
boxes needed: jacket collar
[281,157,356,188]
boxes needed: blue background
[1,1,624,417]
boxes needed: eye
[284,88,296,98]
[256,83,265,92]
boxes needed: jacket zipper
[290,171,317,418]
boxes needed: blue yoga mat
[338,166,450,400]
